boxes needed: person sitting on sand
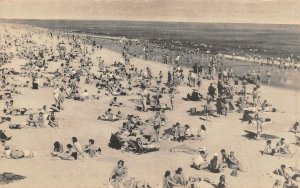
[197,125,206,139]
[98,108,115,121]
[40,105,50,122]
[37,112,45,127]
[210,153,223,173]
[5,100,14,115]
[11,107,32,116]
[289,122,300,134]
[275,138,291,155]
[48,112,58,128]
[186,89,202,101]
[283,178,298,188]
[163,170,180,188]
[203,101,217,119]
[273,164,300,182]
[26,114,37,127]
[217,175,227,188]
[184,124,194,139]
[227,151,244,172]
[0,130,11,141]
[110,160,128,184]
[84,139,101,157]
[261,100,276,112]
[173,167,187,186]
[236,95,248,111]
[220,149,228,168]
[115,111,123,120]
[272,179,282,188]
[81,89,90,100]
[56,144,77,160]
[0,140,6,158]
[262,140,275,155]
[51,141,64,156]
[192,148,209,170]
[72,137,85,158]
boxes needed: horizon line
[0,17,299,26]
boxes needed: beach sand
[0,23,299,188]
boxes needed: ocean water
[1,19,300,58]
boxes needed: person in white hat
[192,148,209,170]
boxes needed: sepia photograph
[0,0,300,187]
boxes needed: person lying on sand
[203,101,218,119]
[186,89,203,101]
[121,137,159,155]
[4,146,36,159]
[10,108,32,116]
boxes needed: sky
[0,0,299,24]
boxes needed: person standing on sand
[266,71,271,85]
[141,87,148,112]
[169,88,175,110]
[254,112,264,139]
[252,87,258,107]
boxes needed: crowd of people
[0,23,299,188]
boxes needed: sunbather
[192,148,209,170]
[84,139,101,157]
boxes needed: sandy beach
[0,23,300,188]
